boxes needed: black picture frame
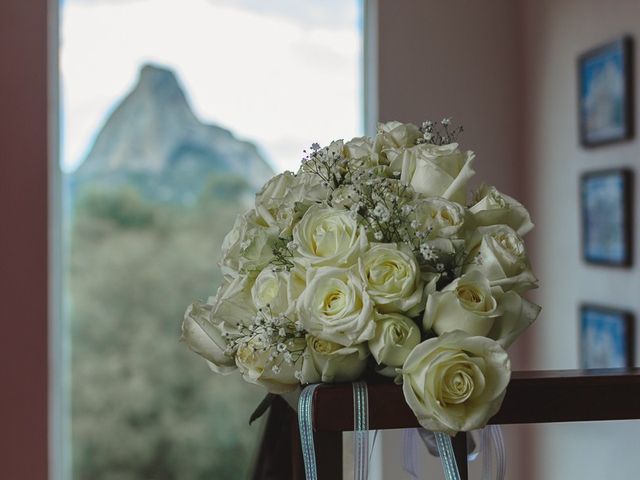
[579,304,634,369]
[578,36,634,147]
[580,168,632,267]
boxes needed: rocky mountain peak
[72,64,273,204]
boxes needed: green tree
[69,183,264,479]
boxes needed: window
[59,0,363,477]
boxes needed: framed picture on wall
[580,168,632,266]
[580,304,634,369]
[578,36,633,146]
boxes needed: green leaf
[249,393,276,425]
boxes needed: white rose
[361,243,424,315]
[368,313,421,367]
[272,204,301,238]
[255,171,298,206]
[464,225,538,293]
[254,172,300,236]
[423,271,501,337]
[286,265,307,306]
[402,331,511,434]
[282,171,328,208]
[470,185,534,236]
[203,275,257,330]
[219,213,246,276]
[325,139,345,158]
[487,290,541,349]
[219,210,278,276]
[293,205,367,267]
[424,271,541,348]
[235,338,305,394]
[295,171,330,204]
[237,220,278,272]
[299,140,345,175]
[301,336,368,383]
[374,121,421,154]
[298,265,375,346]
[411,197,467,238]
[251,267,292,316]
[344,136,376,161]
[391,143,475,204]
[181,301,236,374]
[254,172,328,236]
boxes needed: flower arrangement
[182,120,540,434]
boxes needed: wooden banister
[312,368,640,432]
[255,369,640,479]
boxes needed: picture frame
[580,304,634,369]
[580,168,632,266]
[578,36,633,147]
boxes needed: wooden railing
[252,368,640,480]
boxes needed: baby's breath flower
[373,203,390,222]
[420,244,438,261]
[401,204,415,215]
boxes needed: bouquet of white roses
[182,119,540,434]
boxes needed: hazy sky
[60,0,363,173]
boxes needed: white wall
[376,0,640,478]
[378,0,522,196]
[520,0,640,478]
[376,1,532,478]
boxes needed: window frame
[0,1,378,478]
[0,0,54,479]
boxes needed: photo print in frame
[580,304,634,369]
[581,168,632,266]
[578,36,633,146]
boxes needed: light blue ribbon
[352,381,369,480]
[298,382,371,480]
[298,384,321,480]
[404,425,506,479]
[299,382,505,480]
[435,432,462,480]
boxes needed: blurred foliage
[75,186,155,228]
[69,176,264,479]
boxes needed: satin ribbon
[298,382,371,480]
[300,382,504,479]
[403,428,420,478]
[435,432,462,480]
[352,381,370,480]
[403,425,506,479]
[482,425,505,480]
[298,384,321,480]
